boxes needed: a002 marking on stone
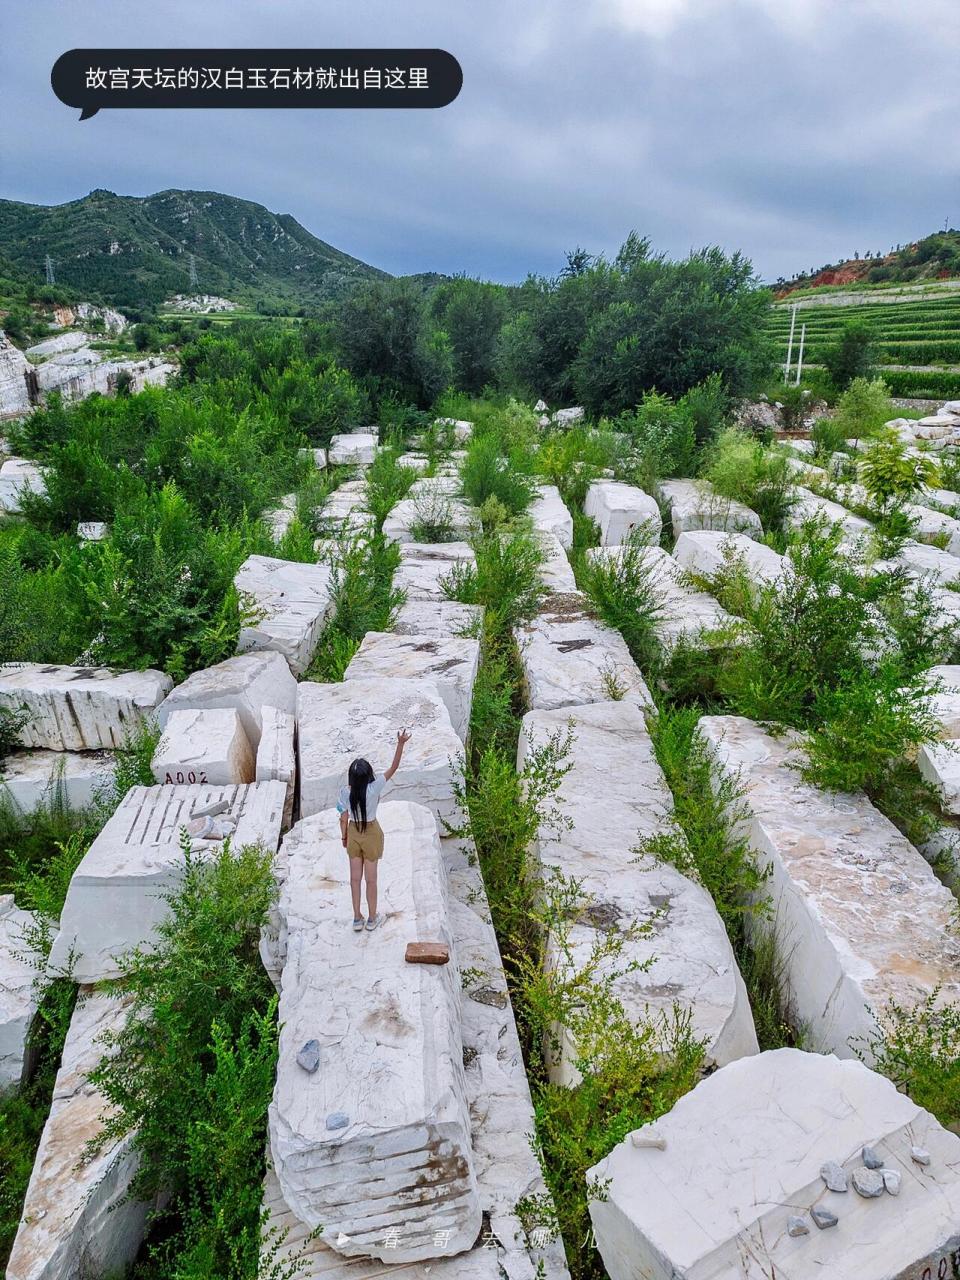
[164,770,209,785]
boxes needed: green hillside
[0,189,387,313]
[768,292,960,399]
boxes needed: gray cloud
[3,0,959,283]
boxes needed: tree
[833,376,893,445]
[859,431,939,515]
[429,278,508,393]
[822,320,875,390]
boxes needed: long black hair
[348,758,375,832]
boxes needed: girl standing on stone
[338,728,412,932]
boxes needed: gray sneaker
[352,917,364,932]
[364,914,380,931]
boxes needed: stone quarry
[699,714,960,1059]
[519,701,758,1084]
[589,1049,960,1280]
[584,479,661,544]
[0,663,172,752]
[269,802,481,1262]
[234,553,334,676]
[49,780,287,981]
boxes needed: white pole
[784,304,797,383]
[795,323,806,386]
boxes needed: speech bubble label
[52,49,463,119]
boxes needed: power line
[44,254,56,285]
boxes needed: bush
[702,428,795,532]
[87,837,292,1280]
[616,390,697,490]
[576,536,665,678]
[460,432,537,515]
[442,524,544,631]
[822,320,875,389]
[832,376,893,444]
[865,992,960,1129]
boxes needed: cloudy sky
[3,0,959,284]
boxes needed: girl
[338,728,411,932]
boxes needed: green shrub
[865,992,960,1128]
[822,320,875,389]
[87,836,292,1280]
[442,524,544,631]
[576,536,665,677]
[460,432,537,515]
[702,428,795,532]
[308,534,402,681]
[364,448,416,527]
[832,376,894,445]
[616,390,697,490]
[810,415,849,461]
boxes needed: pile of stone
[589,1049,960,1280]
[586,545,737,653]
[917,665,960,816]
[530,484,574,548]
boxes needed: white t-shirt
[337,774,388,825]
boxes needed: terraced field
[769,289,960,399]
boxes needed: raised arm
[384,728,412,781]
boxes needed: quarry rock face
[586,545,737,651]
[0,747,115,814]
[699,715,960,1060]
[269,802,481,1262]
[234,553,334,676]
[0,894,41,1092]
[297,677,464,825]
[0,333,35,419]
[394,541,476,601]
[584,480,661,545]
[589,1049,960,1280]
[673,529,788,596]
[515,591,654,712]
[0,663,172,752]
[519,702,757,1084]
[659,478,763,540]
[6,991,151,1280]
[326,432,378,467]
[48,781,287,981]
[344,630,480,742]
[530,484,574,548]
[151,707,256,786]
[157,649,297,749]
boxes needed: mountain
[775,230,960,297]
[0,189,388,313]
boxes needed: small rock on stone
[820,1159,848,1192]
[881,1168,901,1196]
[787,1215,809,1237]
[911,1145,932,1166]
[852,1167,884,1198]
[296,1039,320,1073]
[811,1205,839,1230]
[862,1144,883,1169]
[325,1111,349,1131]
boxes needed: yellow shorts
[346,819,384,862]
